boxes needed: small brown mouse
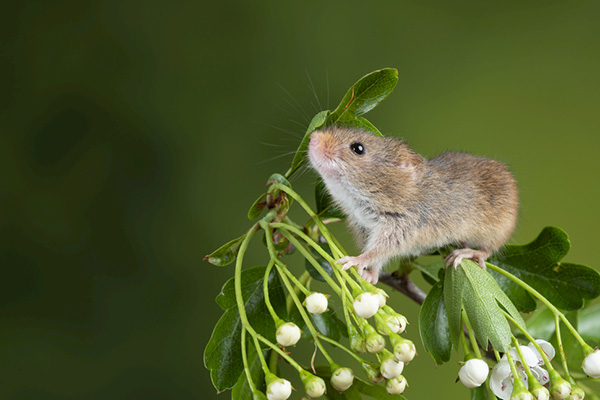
[308,126,518,284]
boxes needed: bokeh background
[2,0,599,399]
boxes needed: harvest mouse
[308,126,518,284]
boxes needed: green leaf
[444,260,526,352]
[419,280,452,364]
[315,178,345,220]
[231,345,266,400]
[287,110,329,178]
[329,68,398,123]
[490,226,600,310]
[305,242,335,282]
[525,307,555,341]
[204,234,246,266]
[335,116,382,136]
[412,261,444,284]
[487,267,537,313]
[204,266,286,392]
[266,173,291,188]
[290,307,343,341]
[579,302,600,345]
[557,311,584,371]
[470,385,490,400]
[248,193,267,220]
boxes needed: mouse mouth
[308,143,342,179]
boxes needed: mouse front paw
[337,256,362,271]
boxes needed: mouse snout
[309,135,321,147]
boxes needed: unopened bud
[304,292,328,314]
[385,375,407,395]
[330,367,354,392]
[458,359,489,388]
[353,292,379,319]
[303,375,326,398]
[373,288,388,308]
[276,322,301,347]
[393,338,416,363]
[364,325,385,353]
[361,362,383,384]
[266,377,292,400]
[549,370,572,400]
[380,350,404,379]
[567,384,585,400]
[582,348,600,378]
[348,324,366,353]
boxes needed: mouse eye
[350,142,365,156]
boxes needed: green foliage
[204,234,246,266]
[304,241,335,282]
[444,260,525,352]
[491,227,600,310]
[315,366,407,400]
[232,346,266,400]
[419,280,452,364]
[204,266,286,392]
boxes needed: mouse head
[308,126,422,186]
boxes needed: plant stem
[234,223,260,329]
[317,334,367,364]
[460,327,471,358]
[256,334,304,373]
[240,328,258,393]
[511,335,536,382]
[486,263,589,349]
[461,309,483,359]
[263,260,282,324]
[503,311,555,369]
[554,313,571,376]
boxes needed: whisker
[306,69,323,111]
[325,70,330,109]
[277,82,311,122]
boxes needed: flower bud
[458,358,489,388]
[364,325,385,353]
[549,370,571,400]
[266,377,292,400]
[304,375,326,398]
[381,306,407,334]
[348,324,366,353]
[380,350,405,379]
[353,292,379,318]
[361,362,383,384]
[253,391,268,400]
[304,292,328,314]
[511,390,534,400]
[393,338,416,363]
[276,322,301,347]
[330,367,354,392]
[530,386,550,400]
[385,375,407,395]
[373,288,388,308]
[582,348,600,378]
[567,384,585,400]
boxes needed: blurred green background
[1,0,599,399]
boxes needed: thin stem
[256,334,304,373]
[512,335,536,381]
[277,260,311,297]
[234,223,260,329]
[263,260,282,324]
[274,262,335,365]
[241,328,258,392]
[460,327,472,357]
[251,330,272,375]
[317,333,367,364]
[554,313,571,376]
[462,309,483,358]
[493,349,502,363]
[486,263,589,349]
[503,311,555,369]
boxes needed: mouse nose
[309,135,321,147]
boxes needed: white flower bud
[550,381,571,400]
[373,289,388,308]
[304,292,328,314]
[531,386,550,400]
[458,359,489,388]
[385,375,407,395]
[266,378,292,400]
[331,367,354,392]
[353,293,379,319]
[394,340,416,363]
[511,390,534,400]
[582,348,600,378]
[385,315,402,334]
[380,357,404,379]
[276,322,301,347]
[568,385,585,400]
[304,376,326,398]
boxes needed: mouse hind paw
[445,248,490,269]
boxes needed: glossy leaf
[525,307,555,341]
[419,280,452,364]
[315,178,345,220]
[335,116,382,136]
[487,267,537,313]
[204,234,246,266]
[444,260,526,352]
[471,385,490,400]
[579,302,600,345]
[248,193,267,220]
[287,110,329,178]
[231,345,266,400]
[412,261,443,284]
[266,173,291,188]
[490,226,600,310]
[329,68,398,123]
[205,266,286,392]
[290,307,343,341]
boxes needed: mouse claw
[337,256,359,271]
[444,249,489,269]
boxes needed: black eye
[350,142,365,156]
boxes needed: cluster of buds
[457,340,600,400]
